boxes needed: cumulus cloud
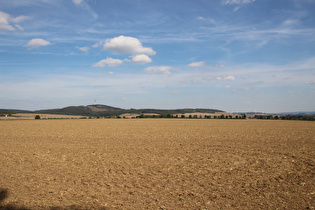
[26,38,51,48]
[222,0,255,5]
[103,36,156,56]
[131,54,152,64]
[0,11,31,31]
[188,61,204,67]
[92,58,123,67]
[76,46,89,52]
[144,66,172,75]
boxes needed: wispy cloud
[76,46,89,52]
[72,0,84,6]
[0,11,31,31]
[188,61,204,67]
[222,0,255,5]
[144,66,172,75]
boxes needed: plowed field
[0,119,314,209]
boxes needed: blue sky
[0,0,314,112]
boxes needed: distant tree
[181,115,185,118]
[220,114,225,119]
[274,115,279,120]
[189,115,192,118]
[229,115,233,119]
[35,115,41,120]
[214,116,217,119]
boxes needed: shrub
[35,115,41,120]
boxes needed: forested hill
[36,104,223,117]
[1,104,223,117]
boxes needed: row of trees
[130,114,247,119]
[255,115,314,121]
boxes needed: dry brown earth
[0,119,314,209]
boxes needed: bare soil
[0,119,314,209]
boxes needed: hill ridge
[0,104,223,117]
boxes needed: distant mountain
[276,111,315,115]
[0,109,32,115]
[1,104,223,117]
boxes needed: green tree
[35,115,41,120]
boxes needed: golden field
[0,119,314,209]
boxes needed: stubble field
[0,119,314,209]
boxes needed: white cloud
[131,54,152,64]
[92,58,123,67]
[0,11,31,31]
[26,38,51,48]
[224,76,235,81]
[0,11,15,31]
[103,35,156,56]
[92,41,103,48]
[11,15,32,23]
[76,46,89,52]
[108,72,114,75]
[216,76,235,81]
[144,66,172,75]
[223,0,255,5]
[188,61,204,67]
[72,0,84,6]
[72,0,98,19]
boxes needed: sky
[0,0,315,113]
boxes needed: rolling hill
[0,104,223,117]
